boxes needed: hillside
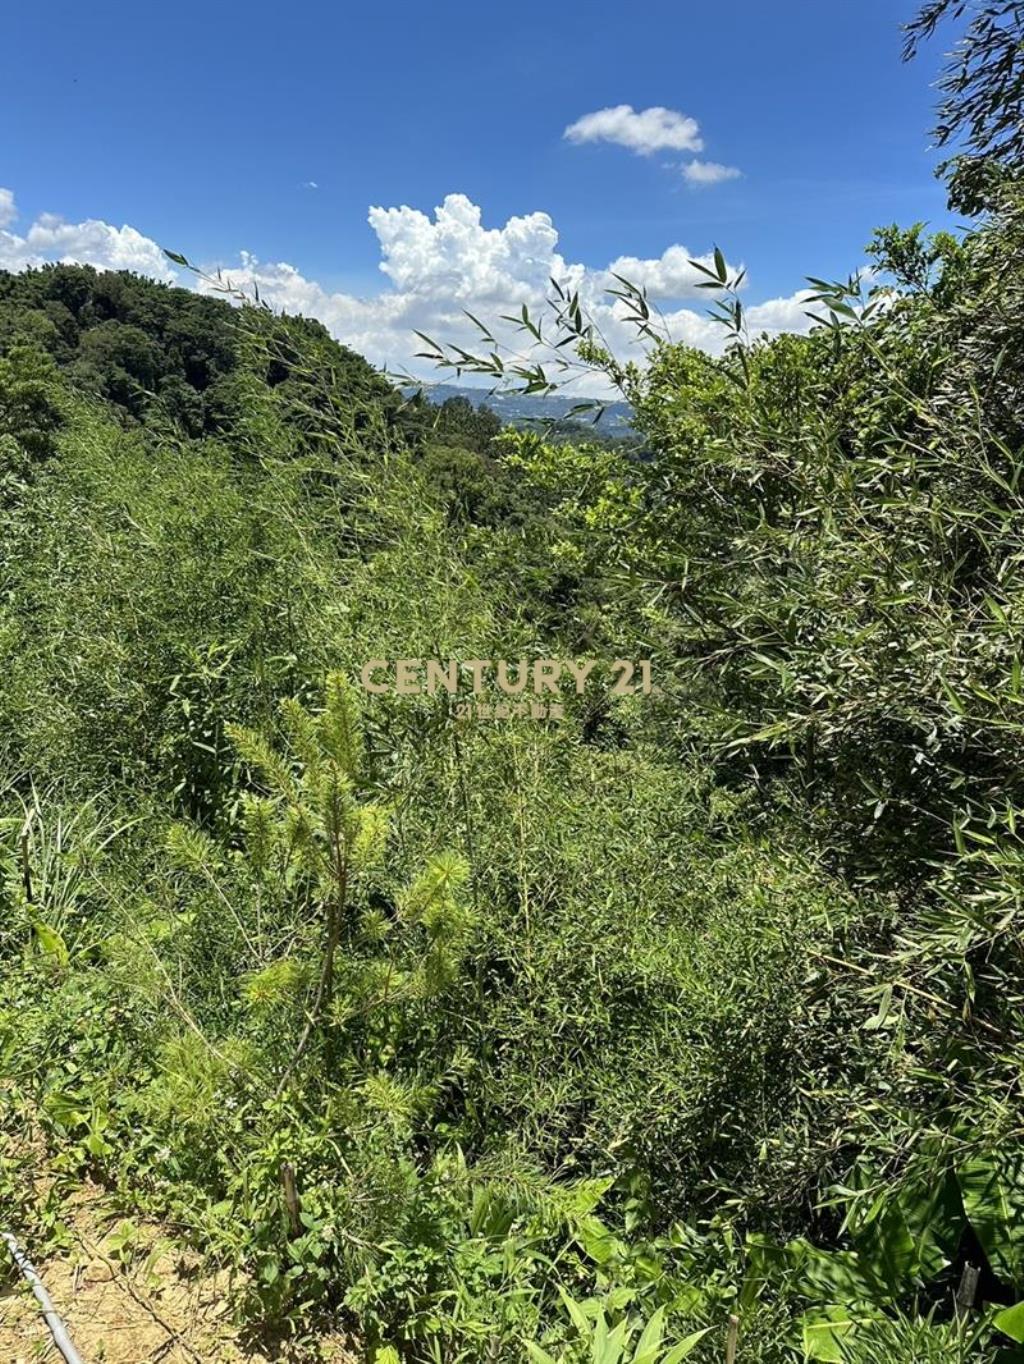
[417,383,635,438]
[3,10,1024,1357]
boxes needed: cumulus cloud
[196,195,802,394]
[0,200,175,281]
[682,159,741,186]
[368,194,574,301]
[744,290,818,338]
[188,198,574,383]
[0,188,819,395]
[564,104,703,155]
[604,243,741,300]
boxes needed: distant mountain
[408,381,634,434]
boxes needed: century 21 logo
[358,659,653,697]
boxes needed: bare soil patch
[0,1186,355,1364]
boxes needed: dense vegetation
[3,5,1024,1361]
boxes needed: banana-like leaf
[661,1326,712,1362]
[996,1302,1024,1345]
[558,1287,592,1337]
[852,1170,963,1288]
[601,1315,629,1364]
[760,1239,889,1304]
[800,1306,885,1362]
[957,1153,1024,1285]
[525,1344,560,1364]
[632,1306,666,1363]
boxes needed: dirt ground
[0,1186,356,1364]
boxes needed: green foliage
[903,0,1024,213]
[0,343,62,464]
[525,1293,711,1364]
[220,672,473,1093]
[0,263,237,432]
[427,394,502,454]
[3,10,1024,1360]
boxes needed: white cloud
[564,104,703,155]
[744,290,817,338]
[0,188,819,396]
[564,106,741,187]
[0,204,176,280]
[682,159,741,186]
[604,244,740,300]
[196,196,775,395]
[0,188,16,229]
[302,180,319,190]
[367,193,573,301]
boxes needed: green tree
[904,0,1024,211]
[226,673,473,1093]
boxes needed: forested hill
[0,262,631,461]
[0,261,546,526]
[420,382,635,438]
[0,263,400,435]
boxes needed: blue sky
[1,0,957,383]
